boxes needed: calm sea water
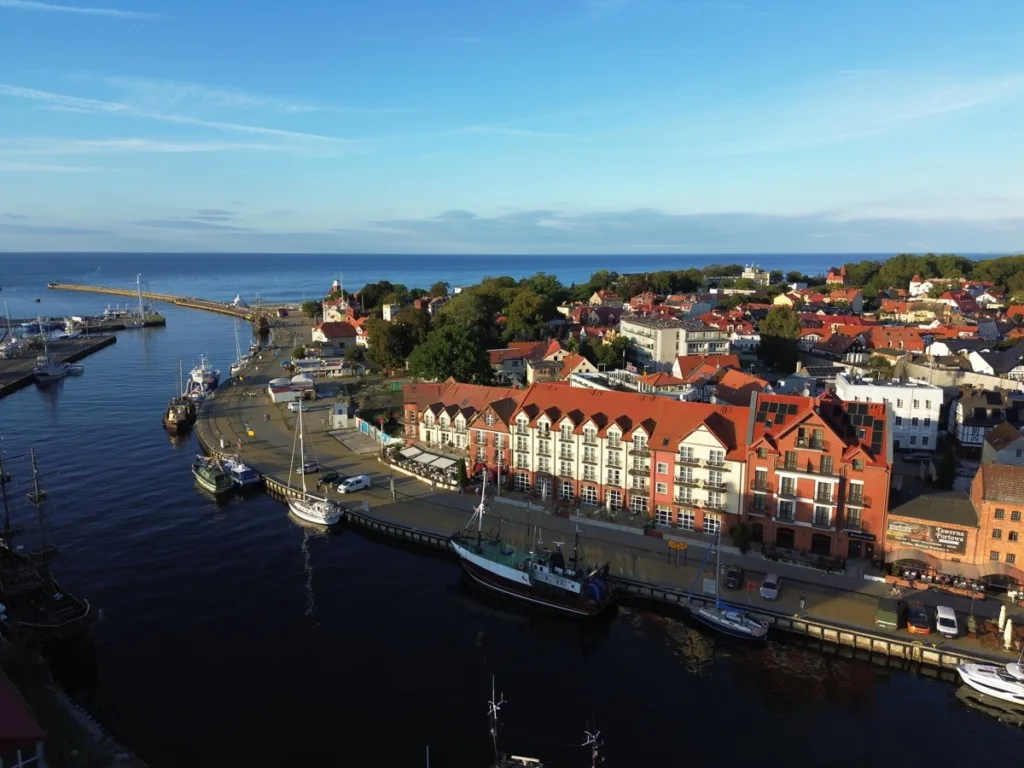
[0,252,901,314]
[0,257,1019,766]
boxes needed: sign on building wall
[885,519,967,555]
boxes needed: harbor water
[0,259,1019,766]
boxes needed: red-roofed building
[0,674,46,768]
[637,372,689,394]
[710,368,771,407]
[825,288,864,314]
[311,321,358,350]
[937,290,981,315]
[745,391,892,563]
[862,326,927,353]
[671,354,741,381]
[826,265,848,285]
[589,289,622,307]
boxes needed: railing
[776,512,795,523]
[515,445,529,454]
[515,426,529,435]
[705,460,729,471]
[795,437,825,451]
[705,480,727,492]
[629,447,650,457]
[781,461,834,477]
[537,446,551,457]
[583,436,598,446]
[748,504,769,517]
[752,479,770,492]
[705,501,727,511]
[629,467,650,477]
[581,456,598,465]
[536,432,551,441]
[677,455,700,466]
[847,495,870,508]
[675,475,699,487]
[811,517,833,529]
[607,459,622,468]
[814,493,836,504]
[606,443,622,451]
[558,433,574,442]
[777,486,798,499]
[843,518,867,532]
[559,451,574,460]
[674,496,697,506]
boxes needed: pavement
[195,321,1024,661]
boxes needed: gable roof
[314,321,357,339]
[977,463,1024,505]
[673,354,741,380]
[984,421,1024,451]
[711,368,770,406]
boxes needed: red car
[907,602,931,635]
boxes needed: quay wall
[48,283,281,320]
[0,335,116,399]
[193,422,1004,670]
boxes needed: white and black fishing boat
[189,354,220,393]
[686,532,768,642]
[0,449,93,643]
[287,405,340,526]
[957,648,1024,707]
[450,475,614,617]
[221,455,261,490]
[192,456,233,496]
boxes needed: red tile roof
[674,354,741,380]
[314,321,357,339]
[712,368,770,406]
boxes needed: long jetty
[47,282,279,320]
[0,335,116,399]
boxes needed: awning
[430,457,456,470]
[414,453,435,464]
[938,561,981,579]
[888,548,941,569]
[980,561,1024,579]
[399,447,422,459]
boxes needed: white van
[337,475,371,494]
[935,605,959,639]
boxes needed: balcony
[780,461,834,478]
[674,496,698,507]
[751,479,771,492]
[536,432,551,441]
[846,495,870,508]
[515,426,529,436]
[777,486,798,500]
[515,446,530,455]
[811,516,833,530]
[558,452,574,461]
[704,460,729,471]
[583,436,598,446]
[748,504,769,517]
[537,446,551,457]
[581,456,598,466]
[705,500,727,511]
[675,475,699,487]
[795,437,825,451]
[843,518,867,532]
[558,433,574,442]
[776,512,795,523]
[705,480,727,492]
[677,455,701,467]
[606,443,622,452]
[814,493,836,505]
[629,447,651,457]
[607,459,622,469]
[629,467,650,477]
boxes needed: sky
[0,0,1023,254]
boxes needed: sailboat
[123,273,147,328]
[449,475,614,617]
[229,320,251,377]
[686,533,768,642]
[287,404,341,525]
[163,359,197,434]
[0,449,93,642]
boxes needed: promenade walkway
[196,337,1023,662]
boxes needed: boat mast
[297,404,307,497]
[487,676,505,764]
[583,728,603,768]
[28,448,47,548]
[136,273,145,320]
[178,358,184,398]
[0,455,12,542]
[714,530,721,607]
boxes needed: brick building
[744,392,893,561]
[972,463,1024,582]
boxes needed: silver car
[760,573,781,600]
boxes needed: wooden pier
[47,282,284,321]
[0,335,117,399]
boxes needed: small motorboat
[191,456,233,496]
[221,456,261,489]
[957,656,1024,707]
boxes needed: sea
[0,253,1020,767]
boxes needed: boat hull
[453,540,612,618]
[688,605,768,642]
[288,498,341,526]
[957,665,1024,706]
[191,467,233,495]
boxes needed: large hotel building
[404,381,894,561]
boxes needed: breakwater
[47,283,279,320]
[0,335,116,398]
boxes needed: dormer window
[561,425,572,440]
[485,413,494,426]
[538,422,549,435]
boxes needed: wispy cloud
[0,161,94,172]
[134,218,254,232]
[0,0,161,20]
[0,137,296,154]
[454,125,584,140]
[0,85,353,142]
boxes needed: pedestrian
[799,593,806,612]
[458,485,463,495]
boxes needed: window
[538,457,550,473]
[583,466,596,482]
[537,422,549,435]
[655,506,672,526]
[815,481,832,502]
[559,480,574,500]
[784,451,797,470]
[656,482,668,495]
[607,490,622,510]
[911,417,919,427]
[846,508,862,529]
[677,510,695,531]
[913,400,920,409]
[476,447,486,461]
[780,477,796,496]
[813,506,830,526]
[896,399,904,408]
[476,430,485,443]
[995,508,1005,519]
[993,529,1003,540]
[704,515,722,536]
[484,413,494,426]
[559,461,572,477]
[583,447,596,463]
[751,495,766,513]
[1010,531,1020,543]
[608,433,621,449]
[630,494,648,514]
[1012,511,1021,522]
[925,400,931,409]
[848,482,864,504]
[676,486,693,503]
[516,436,529,452]
[424,414,434,427]
[924,418,931,427]
[633,436,648,452]
[632,457,647,472]
[708,470,724,489]
[656,462,668,475]
[990,550,1000,561]
[922,437,929,446]
[852,459,864,471]
[515,454,529,470]
[561,425,572,440]
[583,428,597,445]
[631,475,647,491]
[709,449,725,467]
[707,491,724,509]
[778,500,795,520]
[820,456,833,475]
[754,468,768,490]
[757,447,767,459]
[679,446,695,463]
[514,472,530,491]
[581,486,597,504]
[1008,553,1017,565]
[606,469,621,486]
[895,416,903,426]
[910,436,917,445]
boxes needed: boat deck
[472,538,534,570]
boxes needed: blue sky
[0,0,1022,254]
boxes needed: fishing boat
[163,360,198,434]
[0,450,93,643]
[450,475,614,617]
[686,532,768,642]
[221,455,261,489]
[189,354,220,392]
[32,337,72,384]
[192,456,233,495]
[287,405,340,525]
[957,648,1024,707]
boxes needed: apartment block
[744,392,893,562]
[619,316,730,371]
[834,373,942,452]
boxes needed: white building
[741,264,771,286]
[834,373,942,452]
[382,303,401,322]
[619,316,730,372]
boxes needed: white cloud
[0,162,94,172]
[0,137,297,154]
[0,0,160,20]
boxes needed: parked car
[287,401,310,412]
[337,474,371,494]
[874,597,905,631]
[759,573,780,600]
[935,605,959,639]
[907,602,931,635]
[316,470,341,489]
[298,460,319,474]
[723,566,744,590]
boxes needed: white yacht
[189,355,220,391]
[287,405,340,526]
[957,659,1024,706]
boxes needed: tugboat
[191,456,234,496]
[163,360,198,434]
[450,475,614,617]
[0,450,93,643]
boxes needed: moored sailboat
[450,475,614,617]
[229,321,251,377]
[685,532,768,642]
[287,405,340,525]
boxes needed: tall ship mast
[449,475,615,617]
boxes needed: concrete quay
[47,282,283,320]
[195,346,1023,669]
[0,336,116,399]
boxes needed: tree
[520,272,568,305]
[503,289,554,341]
[344,345,364,364]
[757,307,800,372]
[429,281,450,297]
[358,280,395,312]
[393,306,431,345]
[366,318,407,373]
[733,278,758,290]
[300,300,320,319]
[785,270,804,283]
[592,336,629,369]
[292,345,306,360]
[769,270,784,284]
[408,325,492,384]
[455,458,468,487]
[434,292,493,335]
[935,450,957,490]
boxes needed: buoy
[517,562,524,570]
